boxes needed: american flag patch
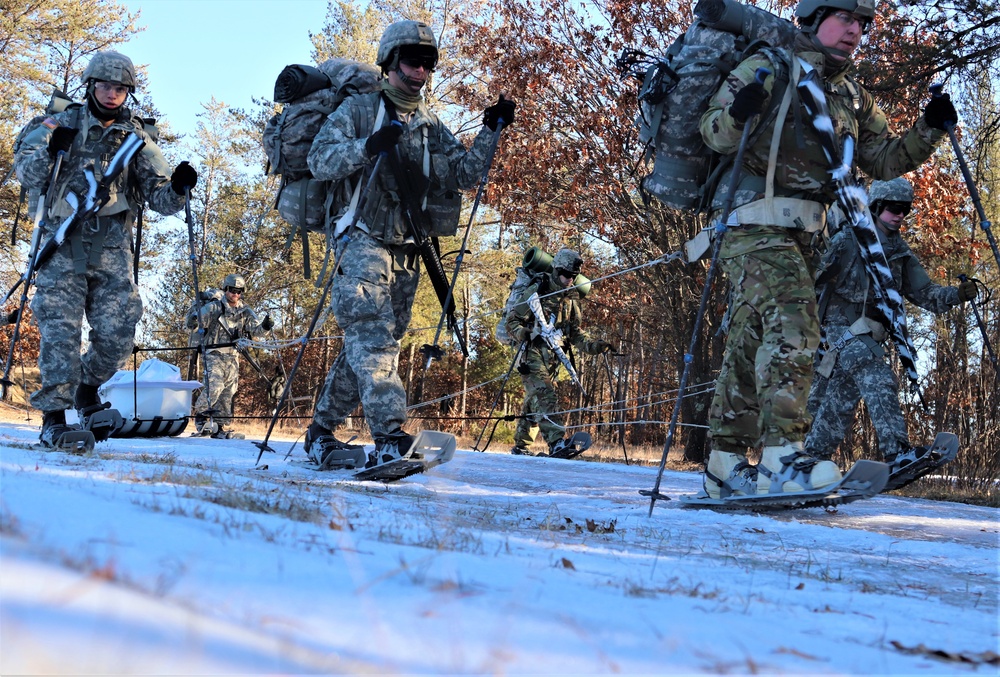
[41,117,59,129]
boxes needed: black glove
[587,339,612,355]
[483,94,516,131]
[171,161,198,195]
[957,279,978,303]
[729,81,767,125]
[512,326,531,343]
[365,124,403,158]
[47,126,79,158]
[924,93,958,130]
[261,315,274,331]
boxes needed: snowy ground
[1,419,997,674]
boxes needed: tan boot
[758,442,842,494]
[704,450,757,499]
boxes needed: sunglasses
[882,201,911,216]
[556,268,579,279]
[225,286,244,294]
[399,56,436,71]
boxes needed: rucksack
[495,246,592,346]
[263,59,381,278]
[618,0,797,212]
[5,89,80,243]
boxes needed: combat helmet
[376,20,438,73]
[551,249,584,276]
[81,51,137,92]
[796,0,874,31]
[869,177,914,205]
[869,177,913,229]
[223,273,246,291]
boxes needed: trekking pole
[472,340,525,451]
[930,85,1000,272]
[640,68,770,516]
[1,150,66,400]
[602,350,629,465]
[254,154,385,465]
[422,118,507,369]
[183,185,214,431]
[958,274,998,369]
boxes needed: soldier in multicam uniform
[303,20,515,469]
[805,177,976,474]
[187,274,273,439]
[698,0,957,498]
[505,249,611,457]
[14,51,197,449]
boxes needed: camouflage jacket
[307,90,495,246]
[15,105,183,251]
[701,39,943,256]
[186,291,268,355]
[819,223,960,329]
[506,272,596,359]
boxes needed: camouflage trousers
[516,345,565,447]
[314,232,419,436]
[193,351,239,425]
[708,232,820,452]
[30,239,142,413]
[805,328,910,460]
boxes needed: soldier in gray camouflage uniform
[805,177,976,472]
[505,249,611,456]
[14,51,196,448]
[698,0,956,497]
[303,20,515,469]
[188,273,273,439]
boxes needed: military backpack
[618,0,797,212]
[263,59,381,277]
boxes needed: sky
[119,0,330,143]
[1,412,998,673]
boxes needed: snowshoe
[547,432,592,460]
[352,430,456,483]
[78,402,123,442]
[193,415,217,436]
[680,459,889,511]
[510,445,531,456]
[40,420,95,454]
[210,428,245,440]
[307,434,367,471]
[883,432,959,492]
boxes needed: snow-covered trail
[2,421,997,674]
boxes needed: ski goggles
[882,201,911,216]
[399,56,436,71]
[225,286,244,295]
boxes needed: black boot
[369,428,415,468]
[39,410,90,451]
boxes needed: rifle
[1,150,68,398]
[422,118,507,367]
[384,139,468,357]
[526,291,586,395]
